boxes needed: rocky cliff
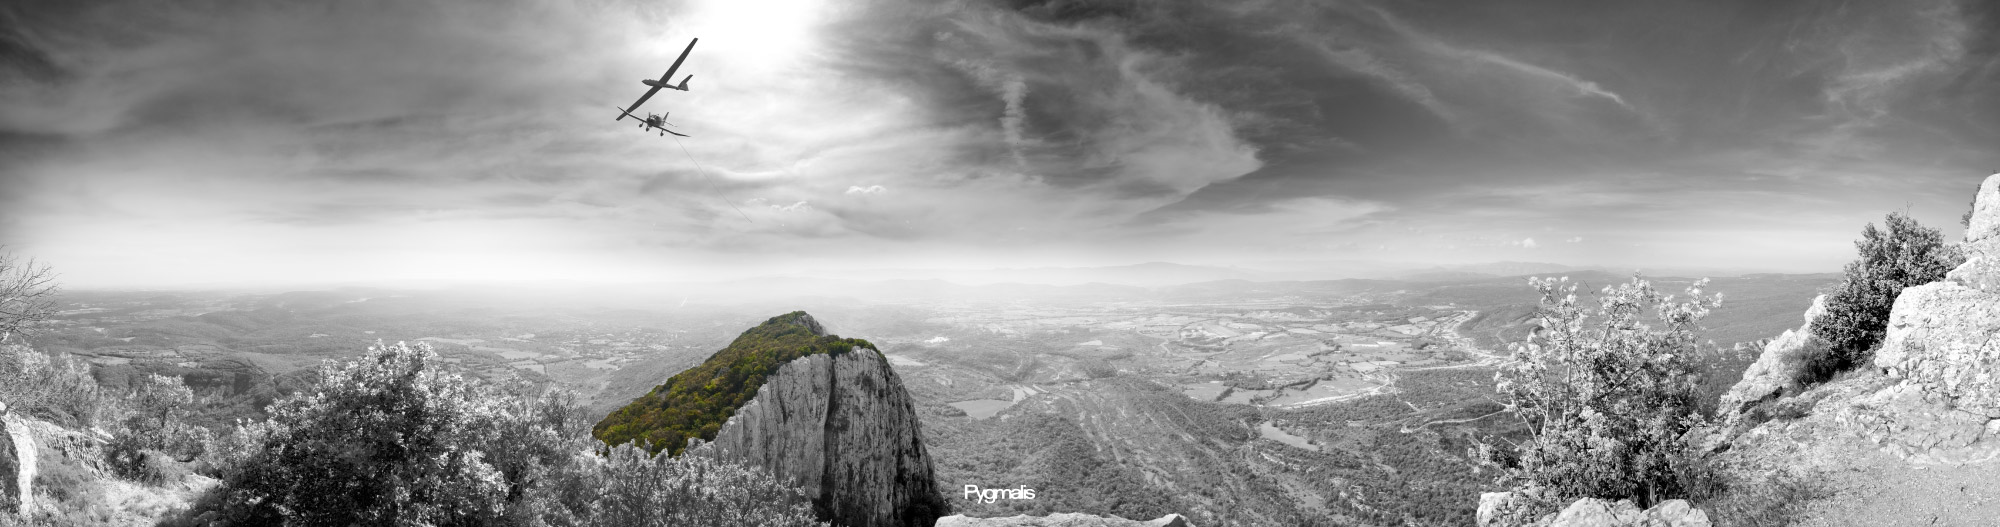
[1478,173,2000,526]
[1706,172,2000,524]
[1715,293,1831,420]
[615,312,947,527]
[2,406,24,516]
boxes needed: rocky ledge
[693,313,950,527]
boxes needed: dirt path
[1795,448,2000,527]
[1720,373,2000,527]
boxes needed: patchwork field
[25,271,1832,526]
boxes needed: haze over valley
[4,0,1999,525]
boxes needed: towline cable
[670,133,752,223]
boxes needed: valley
[20,271,1836,526]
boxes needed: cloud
[1819,0,1970,117]
[1304,41,1461,130]
[4,0,1996,286]
[1462,51,1633,110]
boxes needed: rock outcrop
[1833,172,2000,462]
[935,512,1193,527]
[1,408,22,516]
[1476,493,1709,527]
[1543,499,1709,527]
[692,313,949,527]
[1717,294,1831,419]
[1873,173,2000,414]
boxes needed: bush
[107,373,215,482]
[1482,274,1724,513]
[169,340,827,527]
[0,344,118,428]
[581,441,823,527]
[1677,459,1826,527]
[1805,212,1963,384]
[219,341,513,525]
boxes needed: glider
[617,38,697,137]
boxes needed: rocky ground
[1720,172,2000,526]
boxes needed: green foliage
[580,442,824,527]
[216,340,512,526]
[1806,212,1964,384]
[1485,274,1724,511]
[106,373,215,483]
[0,344,118,428]
[171,339,827,527]
[594,312,876,456]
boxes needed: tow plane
[617,38,698,138]
[619,108,688,137]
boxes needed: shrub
[169,340,828,527]
[108,373,215,482]
[1805,212,1963,384]
[1677,460,1826,527]
[0,344,118,428]
[581,441,823,527]
[1482,274,1724,513]
[224,341,512,525]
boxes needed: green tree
[172,340,826,527]
[222,341,511,526]
[1484,275,1723,515]
[1806,212,1964,383]
[107,373,215,481]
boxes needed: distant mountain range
[782,260,1815,288]
[803,262,1259,287]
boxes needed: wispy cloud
[2,0,1995,286]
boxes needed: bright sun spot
[677,0,825,73]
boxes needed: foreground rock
[2,408,22,516]
[1835,172,2000,463]
[1703,173,2000,525]
[936,512,1193,527]
[1873,173,2000,416]
[693,312,950,527]
[1718,294,1832,420]
[1477,493,1709,527]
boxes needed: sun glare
[680,0,824,73]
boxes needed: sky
[2,0,1997,288]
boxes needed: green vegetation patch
[593,311,877,456]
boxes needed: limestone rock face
[1873,172,2000,417]
[1718,294,1831,419]
[700,321,949,527]
[1965,172,2000,244]
[1835,381,2000,465]
[1474,496,1710,527]
[935,513,1193,527]
[1477,491,1515,527]
[1,415,18,516]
